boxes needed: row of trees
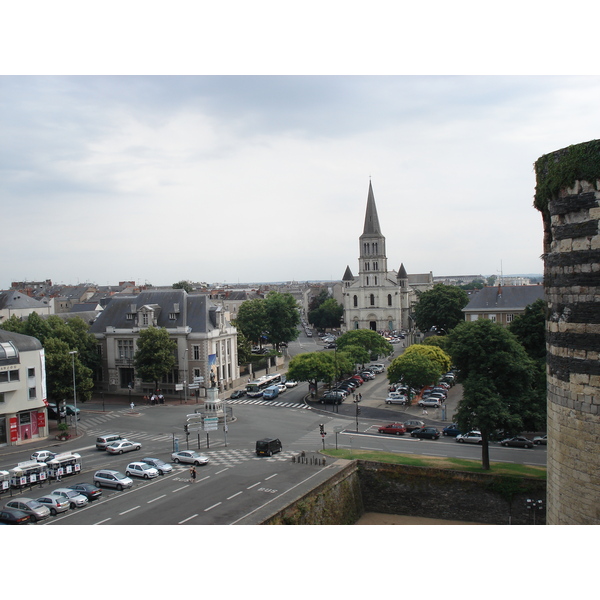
[1,312,97,405]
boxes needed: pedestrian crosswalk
[225,398,311,409]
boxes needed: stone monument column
[534,139,600,524]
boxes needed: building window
[169,313,177,320]
[142,313,149,326]
[374,276,378,285]
[506,314,514,323]
[117,339,134,360]
[194,368,201,379]
[0,369,19,383]
[489,314,497,322]
[28,368,35,378]
[0,392,4,403]
[353,295,358,307]
[373,261,378,270]
[370,294,375,306]
[364,262,370,271]
[28,387,36,399]
[193,345,200,360]
[388,294,392,306]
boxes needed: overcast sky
[2,74,600,289]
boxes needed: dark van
[255,438,282,457]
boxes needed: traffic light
[184,424,189,434]
[356,406,361,415]
[319,423,325,435]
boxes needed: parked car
[35,495,70,515]
[442,423,462,437]
[171,450,209,466]
[359,371,375,380]
[350,375,364,385]
[418,398,442,408]
[0,507,32,524]
[411,427,440,440]
[67,483,103,501]
[378,423,406,435]
[404,420,425,432]
[106,439,142,454]
[126,462,160,479]
[49,488,88,509]
[93,469,134,490]
[456,431,483,444]
[5,498,50,522]
[533,434,547,445]
[229,390,246,399]
[277,384,287,393]
[142,457,173,475]
[500,436,534,449]
[285,380,298,388]
[319,392,344,404]
[385,393,408,405]
[30,450,57,463]
[368,364,385,373]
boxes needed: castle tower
[534,139,600,524]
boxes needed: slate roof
[463,285,545,312]
[0,329,43,352]
[342,266,354,281]
[0,291,48,310]
[89,290,219,334]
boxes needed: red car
[378,423,406,435]
[350,375,364,385]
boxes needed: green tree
[308,297,344,330]
[234,298,267,346]
[134,327,177,392]
[263,291,300,349]
[336,330,393,360]
[387,351,443,393]
[509,298,546,362]
[173,280,193,293]
[308,288,330,313]
[422,335,451,354]
[403,344,452,375]
[44,337,94,406]
[447,319,540,469]
[414,284,469,333]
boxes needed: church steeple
[362,180,382,235]
[358,181,387,284]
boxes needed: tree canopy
[134,327,177,391]
[286,351,355,390]
[335,329,393,361]
[308,297,344,330]
[387,344,451,391]
[447,319,542,469]
[414,284,469,333]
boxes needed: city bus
[246,373,283,397]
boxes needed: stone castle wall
[535,140,600,524]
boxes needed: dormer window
[142,313,149,326]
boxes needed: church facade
[341,182,433,334]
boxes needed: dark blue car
[442,423,462,437]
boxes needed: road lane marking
[215,468,229,475]
[179,514,198,524]
[204,502,222,511]
[94,518,112,525]
[172,485,189,493]
[119,506,140,515]
[265,473,278,480]
[227,491,243,500]
[147,495,166,503]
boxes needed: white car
[277,384,287,393]
[285,380,298,388]
[385,393,408,405]
[369,364,385,373]
[49,488,89,508]
[31,450,57,463]
[126,462,159,479]
[106,439,142,454]
[418,398,442,408]
[171,450,209,466]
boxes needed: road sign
[194,377,204,383]
[203,417,219,431]
[188,384,199,390]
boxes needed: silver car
[5,498,51,522]
[141,458,173,475]
[171,450,209,466]
[30,450,57,463]
[106,439,142,454]
[385,393,408,405]
[49,488,89,508]
[36,495,70,515]
[93,469,133,490]
[456,431,483,444]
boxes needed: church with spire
[340,181,434,334]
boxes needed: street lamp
[69,350,78,436]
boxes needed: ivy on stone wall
[534,139,600,214]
